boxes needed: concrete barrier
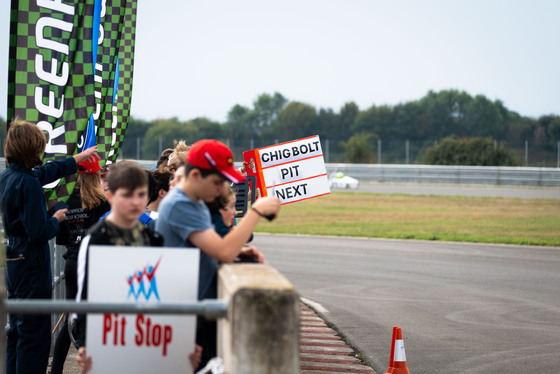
[218,263,300,374]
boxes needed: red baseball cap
[78,154,102,174]
[186,139,245,183]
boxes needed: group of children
[0,119,281,374]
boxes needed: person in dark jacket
[0,119,98,374]
[50,158,110,374]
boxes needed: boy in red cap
[156,139,281,369]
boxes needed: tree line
[3,89,559,166]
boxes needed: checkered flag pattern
[7,0,138,208]
[95,0,138,166]
[8,0,95,208]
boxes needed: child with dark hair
[0,119,97,374]
[145,168,173,221]
[74,160,201,372]
[205,182,238,238]
[74,161,161,371]
[97,168,157,226]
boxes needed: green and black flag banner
[7,0,138,208]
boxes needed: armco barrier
[324,163,560,187]
[1,158,558,187]
[132,160,560,188]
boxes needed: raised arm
[189,196,280,262]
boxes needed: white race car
[329,172,360,190]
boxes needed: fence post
[405,140,409,164]
[218,264,300,374]
[50,242,65,353]
[525,140,529,166]
[377,139,382,164]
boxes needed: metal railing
[323,163,560,187]
[1,299,228,319]
[1,158,559,187]
[0,289,228,374]
[135,160,560,188]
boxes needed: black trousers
[50,257,78,374]
[195,316,217,371]
[5,250,52,374]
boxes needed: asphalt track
[254,235,560,374]
[253,184,560,374]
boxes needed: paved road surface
[253,234,560,374]
[353,183,560,199]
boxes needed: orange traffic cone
[390,327,410,374]
[384,326,398,374]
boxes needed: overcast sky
[1,0,559,123]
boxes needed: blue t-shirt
[155,187,216,300]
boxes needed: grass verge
[254,191,560,247]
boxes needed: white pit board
[258,135,330,204]
[86,245,200,374]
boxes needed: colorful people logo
[127,257,162,301]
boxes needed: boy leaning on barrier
[155,139,281,370]
[0,119,98,374]
[73,161,202,372]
